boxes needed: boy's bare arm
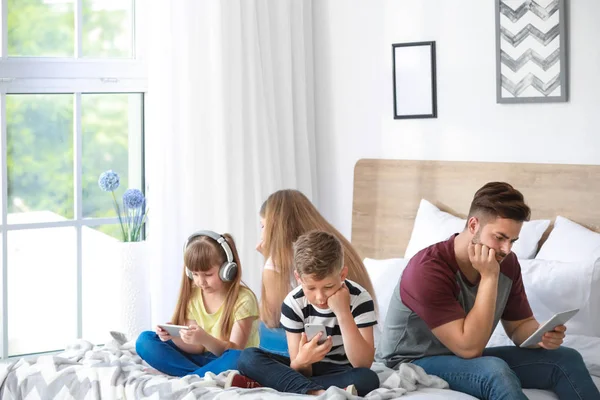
[336,311,375,368]
[328,285,375,368]
[287,331,333,376]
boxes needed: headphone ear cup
[219,262,238,282]
[185,267,194,280]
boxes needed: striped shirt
[280,279,377,364]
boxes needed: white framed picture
[392,41,437,119]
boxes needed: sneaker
[345,384,357,395]
[224,371,262,389]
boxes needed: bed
[352,158,600,399]
[2,159,600,400]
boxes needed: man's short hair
[293,230,344,280]
[468,182,531,223]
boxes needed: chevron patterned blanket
[0,332,447,399]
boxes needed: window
[0,0,146,358]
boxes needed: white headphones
[183,230,238,282]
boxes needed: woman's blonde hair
[171,233,254,340]
[259,189,376,327]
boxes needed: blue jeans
[412,346,600,400]
[136,331,241,377]
[258,322,289,357]
[238,347,379,396]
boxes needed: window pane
[8,228,77,356]
[82,225,120,344]
[83,0,133,58]
[82,93,143,219]
[8,0,74,57]
[7,95,74,224]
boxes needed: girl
[256,189,377,356]
[136,230,259,377]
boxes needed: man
[376,182,600,400]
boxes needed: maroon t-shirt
[375,234,533,366]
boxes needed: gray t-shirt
[376,235,532,368]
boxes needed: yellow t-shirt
[186,287,260,348]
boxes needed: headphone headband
[183,230,237,282]
[184,230,234,264]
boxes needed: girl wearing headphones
[136,231,259,377]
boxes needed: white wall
[314,0,600,239]
[313,0,386,237]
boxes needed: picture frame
[495,0,568,103]
[392,41,437,119]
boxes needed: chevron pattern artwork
[495,0,567,103]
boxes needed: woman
[256,189,376,355]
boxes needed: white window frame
[0,0,147,359]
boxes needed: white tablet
[157,324,189,338]
[520,308,579,348]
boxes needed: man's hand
[327,283,351,316]
[468,243,500,278]
[293,332,333,368]
[538,325,566,350]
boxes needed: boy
[229,230,379,396]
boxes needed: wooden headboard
[351,159,600,260]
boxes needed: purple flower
[98,170,120,192]
[123,189,145,209]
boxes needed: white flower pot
[115,241,151,341]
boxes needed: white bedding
[1,331,598,399]
[0,332,446,400]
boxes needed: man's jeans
[136,331,241,377]
[413,346,600,400]
[238,347,380,396]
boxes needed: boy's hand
[327,283,351,316]
[180,324,206,345]
[156,325,172,342]
[294,332,333,367]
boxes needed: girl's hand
[156,325,172,342]
[180,324,206,346]
[294,332,333,367]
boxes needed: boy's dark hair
[293,230,344,280]
[468,182,531,223]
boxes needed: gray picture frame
[495,0,568,104]
[392,41,437,119]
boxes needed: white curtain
[146,0,317,325]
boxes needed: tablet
[157,324,190,337]
[519,308,579,348]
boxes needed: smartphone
[520,308,579,348]
[305,324,328,344]
[157,324,190,338]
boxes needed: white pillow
[363,257,409,327]
[404,199,465,260]
[514,219,551,259]
[404,199,550,260]
[488,257,600,347]
[536,216,600,263]
[519,258,600,337]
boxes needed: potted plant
[98,170,150,340]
